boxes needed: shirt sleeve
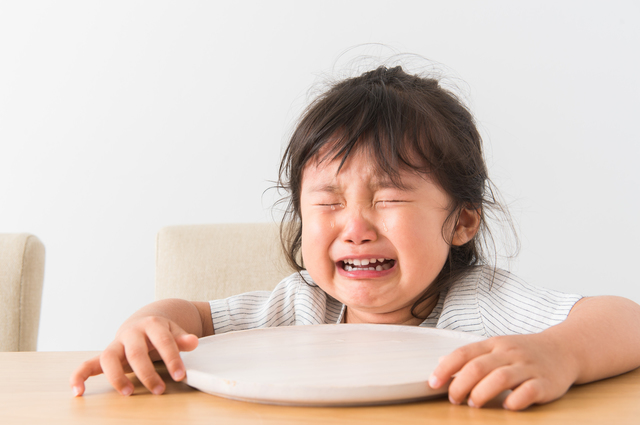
[209,271,343,334]
[437,266,583,337]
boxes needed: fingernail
[468,398,477,408]
[428,375,441,388]
[121,386,133,396]
[449,394,460,405]
[72,386,81,397]
[173,369,185,381]
[152,385,164,395]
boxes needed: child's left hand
[428,332,578,411]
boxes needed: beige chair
[0,234,45,352]
[155,223,295,302]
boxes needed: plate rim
[181,324,485,406]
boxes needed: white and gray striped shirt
[209,266,582,337]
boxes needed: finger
[100,345,135,396]
[503,379,548,411]
[176,333,199,352]
[147,324,196,382]
[122,333,166,395]
[467,365,529,408]
[429,340,492,389]
[447,353,510,405]
[69,355,103,396]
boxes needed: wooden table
[2,351,639,424]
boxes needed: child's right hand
[70,299,212,397]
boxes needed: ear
[451,207,481,246]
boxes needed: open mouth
[339,258,396,272]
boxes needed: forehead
[301,150,423,192]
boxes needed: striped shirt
[209,266,582,337]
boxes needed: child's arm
[69,299,213,397]
[429,295,640,410]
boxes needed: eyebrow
[370,178,416,191]
[307,178,416,194]
[306,183,341,194]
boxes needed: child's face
[300,149,457,325]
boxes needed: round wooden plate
[181,324,485,406]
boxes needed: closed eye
[375,200,407,208]
[317,203,345,208]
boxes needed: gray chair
[0,234,45,351]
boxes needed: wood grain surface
[2,349,640,424]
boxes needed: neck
[344,295,438,326]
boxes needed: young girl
[70,65,640,410]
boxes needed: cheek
[300,211,335,265]
[385,209,451,256]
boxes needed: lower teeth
[344,264,390,272]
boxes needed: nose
[339,205,378,245]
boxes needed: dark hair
[277,65,512,317]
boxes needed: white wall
[1,1,638,351]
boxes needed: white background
[1,1,638,351]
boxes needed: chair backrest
[155,223,295,301]
[0,233,45,351]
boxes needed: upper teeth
[344,258,388,266]
[342,258,393,272]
